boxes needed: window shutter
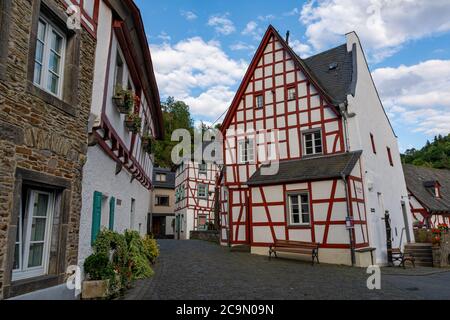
[109,197,116,231]
[91,191,102,245]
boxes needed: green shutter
[91,191,102,245]
[109,197,116,231]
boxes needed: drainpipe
[342,173,356,266]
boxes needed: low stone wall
[432,233,450,268]
[190,231,220,244]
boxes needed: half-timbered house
[218,25,413,266]
[174,142,219,240]
[78,0,163,266]
[404,164,450,228]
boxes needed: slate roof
[403,164,450,213]
[247,151,363,186]
[301,44,355,105]
[152,168,175,189]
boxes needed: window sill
[287,225,311,230]
[26,81,76,117]
[6,274,60,299]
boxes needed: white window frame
[287,87,296,100]
[238,138,255,164]
[155,195,170,207]
[33,15,66,99]
[255,94,264,109]
[198,184,208,199]
[287,192,311,226]
[198,163,207,174]
[13,190,55,281]
[303,130,323,156]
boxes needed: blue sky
[135,0,450,151]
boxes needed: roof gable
[221,25,347,132]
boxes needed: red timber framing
[62,0,100,38]
[90,7,163,191]
[247,162,369,250]
[408,193,450,227]
[219,26,352,247]
[175,161,219,231]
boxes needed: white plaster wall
[79,146,151,266]
[346,32,414,264]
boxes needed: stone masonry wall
[0,0,96,299]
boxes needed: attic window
[424,181,441,198]
[328,62,338,71]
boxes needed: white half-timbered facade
[78,0,163,265]
[219,25,413,266]
[174,154,219,240]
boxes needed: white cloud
[299,0,450,62]
[150,37,247,119]
[242,20,264,40]
[372,59,450,136]
[284,8,299,16]
[290,39,312,57]
[157,32,171,42]
[230,41,255,51]
[257,14,276,22]
[207,13,236,35]
[181,10,198,21]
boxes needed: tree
[401,134,450,170]
[154,97,195,168]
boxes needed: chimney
[286,31,290,44]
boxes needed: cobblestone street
[123,240,450,300]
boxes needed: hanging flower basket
[141,135,155,154]
[113,87,135,114]
[124,113,141,134]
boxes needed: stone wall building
[0,0,96,299]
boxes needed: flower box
[81,279,110,300]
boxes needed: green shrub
[143,235,160,264]
[124,230,154,280]
[83,252,115,281]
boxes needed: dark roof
[302,44,355,105]
[403,164,450,213]
[247,151,362,186]
[152,168,175,189]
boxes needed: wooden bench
[269,240,320,265]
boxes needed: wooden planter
[124,118,137,133]
[81,279,110,300]
[112,96,131,114]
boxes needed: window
[287,193,310,226]
[198,163,207,174]
[387,147,394,167]
[303,130,323,155]
[198,184,208,199]
[114,51,124,89]
[238,138,255,164]
[156,174,167,182]
[370,133,376,154]
[255,94,264,109]
[130,198,136,230]
[13,190,55,281]
[287,87,296,100]
[33,16,66,98]
[156,195,170,206]
[198,215,208,230]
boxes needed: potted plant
[113,86,135,114]
[141,134,155,154]
[82,252,115,299]
[124,113,142,134]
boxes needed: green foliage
[124,230,155,280]
[402,134,450,169]
[143,235,160,264]
[114,86,135,112]
[154,97,195,168]
[83,252,115,281]
[85,229,160,295]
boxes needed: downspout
[341,172,356,266]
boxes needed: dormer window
[423,180,441,198]
[435,183,441,198]
[156,173,167,182]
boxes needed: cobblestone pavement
[123,240,450,300]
